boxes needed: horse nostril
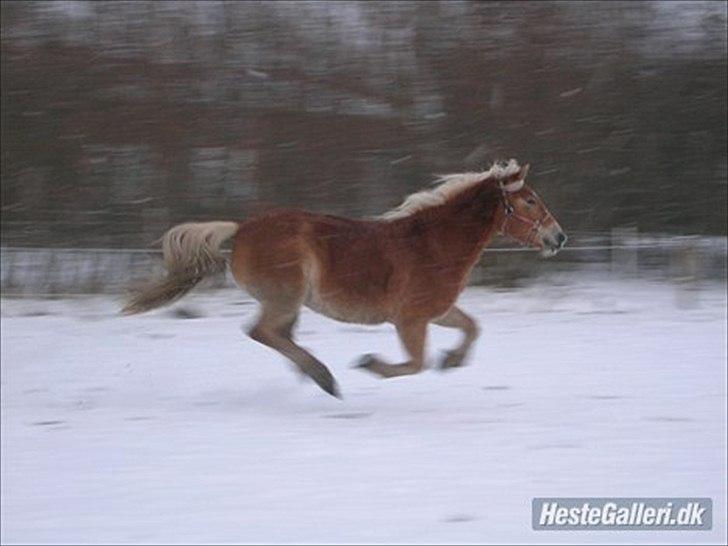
[556,232,567,246]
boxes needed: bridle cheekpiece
[499,183,552,247]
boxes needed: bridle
[498,186,552,247]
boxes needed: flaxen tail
[122,221,239,315]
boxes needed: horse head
[498,164,567,257]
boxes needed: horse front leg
[356,320,427,378]
[431,305,480,369]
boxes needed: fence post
[672,237,701,309]
[611,227,639,277]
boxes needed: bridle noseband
[499,186,552,247]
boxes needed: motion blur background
[2,3,727,544]
[1,0,726,291]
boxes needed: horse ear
[519,163,530,180]
[501,177,524,192]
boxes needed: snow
[1,276,726,544]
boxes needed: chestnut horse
[123,160,566,397]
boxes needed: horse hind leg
[432,306,480,369]
[275,313,298,341]
[274,314,307,379]
[248,305,340,398]
[356,320,427,378]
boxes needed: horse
[122,159,566,398]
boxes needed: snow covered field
[1,276,726,545]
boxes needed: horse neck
[408,183,502,265]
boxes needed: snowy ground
[1,275,726,545]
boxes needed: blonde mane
[378,159,522,220]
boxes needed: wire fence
[1,231,726,296]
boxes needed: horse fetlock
[440,349,468,370]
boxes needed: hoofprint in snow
[1,276,726,544]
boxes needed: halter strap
[499,189,552,247]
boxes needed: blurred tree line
[1,0,726,247]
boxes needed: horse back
[231,209,399,322]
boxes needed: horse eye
[525,198,536,206]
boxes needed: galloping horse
[123,160,566,397]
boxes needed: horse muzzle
[540,229,567,257]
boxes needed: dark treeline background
[1,0,726,248]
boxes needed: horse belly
[303,264,390,324]
[303,290,389,325]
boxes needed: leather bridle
[499,187,553,247]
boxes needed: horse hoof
[440,350,465,370]
[305,364,342,399]
[323,379,342,399]
[312,373,341,399]
[353,353,378,369]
